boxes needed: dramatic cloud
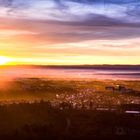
[0,0,140,64]
[1,0,140,22]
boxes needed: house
[115,85,126,93]
[105,86,115,91]
[119,104,140,114]
[105,84,134,94]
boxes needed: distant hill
[33,65,140,71]
[1,65,140,70]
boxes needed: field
[0,78,140,105]
[0,78,140,139]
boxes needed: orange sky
[0,0,140,65]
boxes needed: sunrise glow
[0,56,11,65]
[0,0,140,65]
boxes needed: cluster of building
[51,88,140,110]
[105,85,135,93]
[4,78,139,111]
[52,89,95,110]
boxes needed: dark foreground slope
[0,101,139,140]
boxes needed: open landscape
[1,0,140,139]
[0,72,139,139]
[0,77,140,105]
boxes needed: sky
[0,0,140,65]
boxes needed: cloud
[0,0,140,21]
[1,0,140,44]
[1,16,140,45]
[0,0,140,59]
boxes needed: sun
[0,56,11,65]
